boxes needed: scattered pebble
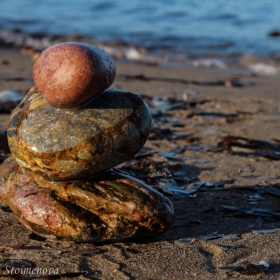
[248,63,278,75]
[175,238,194,244]
[0,90,23,102]
[0,59,9,65]
[192,58,227,69]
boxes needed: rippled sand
[0,46,279,279]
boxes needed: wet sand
[0,46,280,279]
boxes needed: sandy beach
[0,46,280,279]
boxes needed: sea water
[0,0,280,56]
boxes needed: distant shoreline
[1,27,280,77]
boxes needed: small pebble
[33,42,116,107]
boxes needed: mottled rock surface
[33,42,116,107]
[0,156,174,242]
[8,87,151,180]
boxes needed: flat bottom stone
[0,156,174,242]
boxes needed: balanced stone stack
[0,42,174,242]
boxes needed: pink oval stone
[33,42,116,107]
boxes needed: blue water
[0,0,280,56]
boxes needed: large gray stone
[8,87,151,180]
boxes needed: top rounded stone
[33,42,116,107]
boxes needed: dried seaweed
[216,243,244,248]
[0,77,28,82]
[177,233,241,243]
[148,127,174,140]
[199,232,225,240]
[187,111,238,121]
[198,179,236,190]
[218,135,280,159]
[217,205,280,217]
[219,261,269,275]
[255,216,263,229]
[161,179,236,197]
[118,74,253,87]
[255,184,280,197]
[175,238,194,244]
[252,229,276,234]
[159,179,199,197]
[60,249,98,256]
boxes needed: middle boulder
[8,87,151,180]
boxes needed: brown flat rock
[0,156,174,242]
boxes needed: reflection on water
[0,0,280,56]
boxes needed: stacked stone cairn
[0,42,174,242]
